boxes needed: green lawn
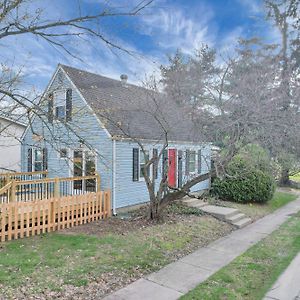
[209,191,298,221]
[181,211,300,300]
[290,173,300,182]
[0,191,297,299]
[0,213,232,299]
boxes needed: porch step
[226,213,246,223]
[200,205,239,220]
[180,197,252,228]
[232,217,252,228]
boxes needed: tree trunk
[149,196,161,220]
[279,168,290,186]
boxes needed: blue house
[21,64,211,213]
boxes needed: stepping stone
[226,213,246,223]
[200,205,239,220]
[183,198,206,207]
[232,217,252,228]
[192,202,207,208]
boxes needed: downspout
[112,139,117,215]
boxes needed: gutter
[112,139,117,215]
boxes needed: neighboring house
[21,64,211,213]
[0,114,26,172]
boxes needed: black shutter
[48,93,54,123]
[178,150,183,187]
[133,148,139,181]
[185,150,190,175]
[43,148,48,171]
[153,148,158,179]
[27,148,32,172]
[198,150,202,174]
[66,89,72,122]
[162,149,168,176]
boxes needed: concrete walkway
[103,196,300,300]
[183,198,252,228]
[264,252,300,300]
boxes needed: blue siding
[21,68,113,191]
[21,66,212,210]
[114,140,211,208]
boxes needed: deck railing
[0,171,48,188]
[0,182,12,203]
[0,190,111,242]
[0,173,101,203]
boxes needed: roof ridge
[59,63,141,89]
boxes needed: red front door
[168,149,177,187]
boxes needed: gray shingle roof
[61,64,202,143]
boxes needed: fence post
[96,173,101,192]
[10,180,16,202]
[54,178,60,197]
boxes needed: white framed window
[34,149,43,171]
[54,90,66,121]
[139,149,150,179]
[189,150,196,173]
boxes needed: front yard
[0,190,297,299]
[182,210,300,300]
[0,206,232,299]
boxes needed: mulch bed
[60,204,201,237]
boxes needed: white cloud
[0,0,262,93]
[237,0,262,14]
[141,3,216,55]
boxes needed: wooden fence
[0,174,101,203]
[0,190,111,242]
[0,170,48,188]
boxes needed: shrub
[212,157,275,204]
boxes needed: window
[48,89,72,123]
[54,90,66,121]
[59,148,68,158]
[56,106,66,120]
[27,148,47,171]
[139,149,150,178]
[188,151,196,173]
[34,149,43,171]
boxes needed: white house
[0,114,26,172]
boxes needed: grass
[0,191,297,298]
[290,173,300,182]
[0,213,231,299]
[181,211,300,300]
[209,191,298,220]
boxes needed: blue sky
[1,0,278,92]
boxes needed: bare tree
[265,0,300,184]
[92,75,213,220]
[0,0,153,171]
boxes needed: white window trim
[53,89,67,122]
[29,147,44,172]
[188,149,197,175]
[138,148,151,182]
[71,148,97,177]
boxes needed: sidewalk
[264,252,300,300]
[103,196,300,300]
